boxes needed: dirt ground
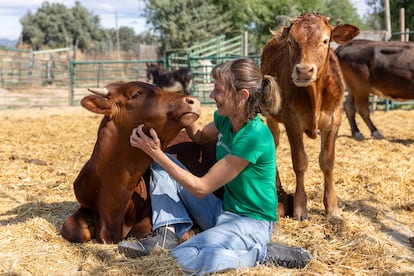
[0,105,413,275]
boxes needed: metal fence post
[69,59,74,106]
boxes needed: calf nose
[184,95,199,104]
[295,64,315,79]
[184,95,201,109]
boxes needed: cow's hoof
[293,212,308,221]
[371,130,384,139]
[277,204,286,218]
[325,206,341,218]
[353,132,365,141]
[277,193,295,218]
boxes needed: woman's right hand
[130,124,162,158]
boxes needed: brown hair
[212,58,281,120]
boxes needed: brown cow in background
[335,39,414,140]
[61,81,201,243]
[261,13,359,220]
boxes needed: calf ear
[331,24,360,45]
[81,95,113,116]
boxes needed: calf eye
[131,92,142,99]
[323,38,329,45]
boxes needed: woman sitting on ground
[118,58,312,274]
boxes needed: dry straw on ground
[0,105,413,275]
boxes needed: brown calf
[261,13,359,220]
[61,81,201,243]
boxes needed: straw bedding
[0,105,413,275]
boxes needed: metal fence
[0,33,253,109]
[69,59,160,105]
[0,47,72,109]
[68,55,260,105]
[0,34,411,111]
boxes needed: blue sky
[0,0,369,41]
[0,0,148,40]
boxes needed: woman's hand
[130,124,162,158]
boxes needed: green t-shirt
[214,111,278,222]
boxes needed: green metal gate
[68,59,161,105]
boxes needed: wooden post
[384,0,391,40]
[400,8,406,42]
[243,31,248,56]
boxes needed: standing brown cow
[61,81,201,243]
[335,39,414,140]
[261,13,359,220]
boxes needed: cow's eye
[323,38,329,45]
[131,92,142,99]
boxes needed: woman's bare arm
[185,121,218,144]
[131,125,248,198]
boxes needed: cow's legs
[266,117,290,218]
[344,92,365,140]
[61,207,95,243]
[276,171,291,218]
[354,95,384,139]
[285,123,308,221]
[127,216,152,239]
[319,123,340,218]
[98,210,126,243]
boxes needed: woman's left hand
[130,124,162,157]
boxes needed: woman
[118,58,311,274]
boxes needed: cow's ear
[331,24,360,45]
[81,95,113,116]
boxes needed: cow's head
[285,13,359,87]
[81,81,201,148]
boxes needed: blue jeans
[149,154,274,275]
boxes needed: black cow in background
[146,63,194,95]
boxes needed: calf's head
[284,13,359,87]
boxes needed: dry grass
[0,105,413,275]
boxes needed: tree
[216,0,328,52]
[366,0,413,41]
[365,0,386,30]
[144,0,365,53]
[20,1,104,50]
[68,2,105,50]
[389,0,413,41]
[326,0,365,28]
[108,27,159,53]
[143,0,233,51]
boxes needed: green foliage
[18,1,158,52]
[144,0,365,53]
[18,0,369,54]
[365,0,413,41]
[389,0,413,41]
[143,0,233,51]
[20,1,103,50]
[365,0,386,30]
[326,0,365,29]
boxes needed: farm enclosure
[0,106,413,275]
